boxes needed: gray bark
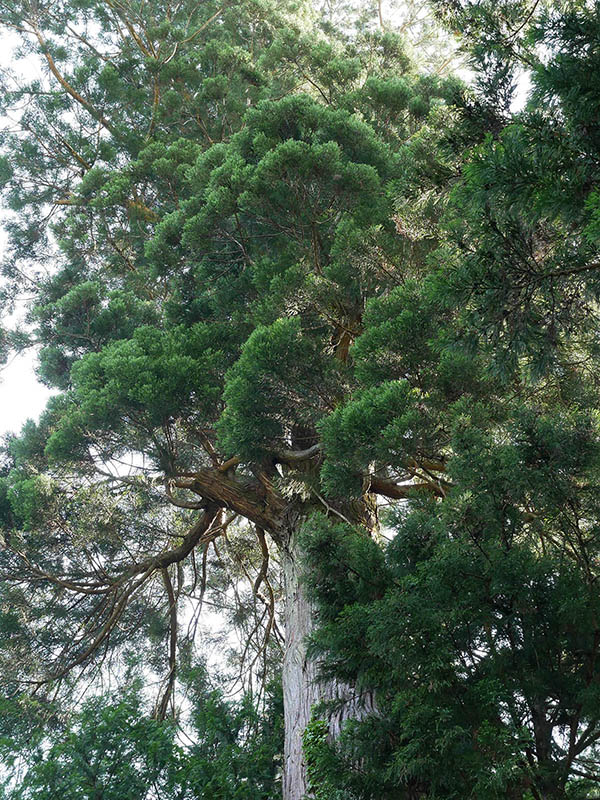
[282,534,319,800]
[281,526,375,800]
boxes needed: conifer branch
[31,24,119,138]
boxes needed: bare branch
[276,443,322,464]
[370,476,444,499]
[155,567,177,720]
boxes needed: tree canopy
[299,1,600,797]
[0,0,460,697]
[0,0,599,798]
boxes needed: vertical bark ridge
[281,518,375,800]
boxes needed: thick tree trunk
[533,773,568,800]
[281,533,319,800]
[281,525,374,800]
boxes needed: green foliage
[320,380,423,495]
[6,0,600,797]
[299,4,600,798]
[1,685,177,800]
[179,667,284,799]
[0,1,459,479]
[303,455,600,796]
[218,317,332,461]
[0,675,283,800]
[46,323,227,463]
[303,718,349,800]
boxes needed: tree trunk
[281,531,318,800]
[281,524,375,800]
[533,773,568,800]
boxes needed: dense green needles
[0,1,599,798]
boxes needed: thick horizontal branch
[545,261,600,280]
[275,445,446,476]
[165,480,207,509]
[276,443,322,464]
[32,505,222,686]
[7,505,222,599]
[370,476,444,499]
[173,468,285,533]
[408,456,447,473]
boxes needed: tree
[1,684,179,800]
[0,670,283,799]
[0,1,463,797]
[298,1,600,798]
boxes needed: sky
[0,30,55,439]
[0,348,54,437]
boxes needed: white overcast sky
[0,346,54,437]
[0,31,54,440]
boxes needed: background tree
[0,670,283,799]
[299,1,600,798]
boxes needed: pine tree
[0,1,463,796]
[301,2,600,798]
[0,669,283,799]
